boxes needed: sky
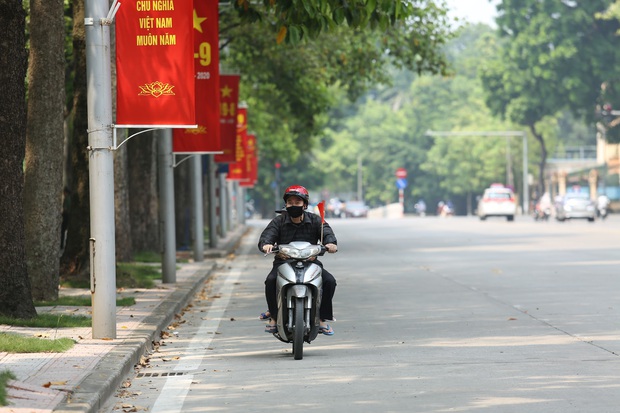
[444,0,500,27]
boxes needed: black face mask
[286,205,304,218]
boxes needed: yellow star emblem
[193,9,207,33]
[221,85,232,98]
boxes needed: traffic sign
[396,168,407,179]
[396,178,407,189]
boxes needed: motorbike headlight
[279,245,301,258]
[299,245,321,258]
[278,245,321,259]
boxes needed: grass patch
[0,332,75,353]
[133,251,161,263]
[0,313,91,328]
[62,262,161,289]
[1,370,16,406]
[116,263,160,288]
[35,296,135,307]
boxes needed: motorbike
[533,204,551,221]
[598,207,608,220]
[267,242,327,360]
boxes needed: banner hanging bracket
[102,0,121,25]
[112,126,163,150]
[173,154,200,168]
[111,125,197,150]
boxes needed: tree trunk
[529,124,547,199]
[175,160,191,250]
[128,134,160,253]
[115,141,133,261]
[0,0,37,318]
[24,0,66,301]
[60,0,90,279]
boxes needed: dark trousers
[265,263,337,322]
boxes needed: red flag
[215,75,240,163]
[116,0,195,126]
[317,201,325,223]
[243,134,257,184]
[227,108,248,181]
[239,134,257,187]
[173,0,221,153]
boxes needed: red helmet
[283,185,310,206]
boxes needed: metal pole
[158,129,176,283]
[85,0,116,339]
[506,137,514,189]
[522,132,529,214]
[357,155,363,201]
[230,181,237,227]
[274,163,280,212]
[219,171,228,238]
[238,186,246,224]
[190,155,204,262]
[227,179,234,230]
[207,155,218,248]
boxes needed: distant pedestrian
[437,201,445,215]
[414,199,427,216]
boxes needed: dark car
[344,201,369,218]
[555,192,596,222]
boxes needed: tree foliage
[307,24,520,213]
[232,0,447,45]
[219,1,454,213]
[481,0,620,195]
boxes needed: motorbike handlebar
[263,244,327,257]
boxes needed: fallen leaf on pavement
[43,381,68,388]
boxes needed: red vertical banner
[239,157,257,187]
[240,134,257,186]
[115,0,195,127]
[214,74,240,163]
[173,0,221,153]
[227,107,248,180]
[239,134,256,188]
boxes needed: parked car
[477,184,517,221]
[555,192,596,222]
[344,201,369,218]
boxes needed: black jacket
[258,212,337,263]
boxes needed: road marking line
[150,255,246,413]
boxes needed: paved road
[102,215,620,412]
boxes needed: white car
[477,185,517,221]
[555,192,596,222]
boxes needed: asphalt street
[102,214,620,413]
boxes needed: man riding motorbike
[258,185,338,335]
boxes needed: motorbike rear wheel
[292,297,305,360]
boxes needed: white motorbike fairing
[274,251,323,346]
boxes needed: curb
[53,225,248,413]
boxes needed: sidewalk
[1,225,248,413]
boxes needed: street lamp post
[274,162,281,213]
[85,0,117,338]
[426,130,529,215]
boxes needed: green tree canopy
[219,1,455,212]
[481,0,620,195]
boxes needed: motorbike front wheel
[292,297,305,360]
